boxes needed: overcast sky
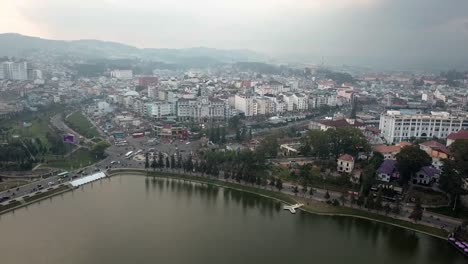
[2,0,468,65]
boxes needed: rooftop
[338,154,354,162]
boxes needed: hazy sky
[2,0,468,61]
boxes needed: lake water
[0,175,465,264]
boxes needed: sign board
[63,134,75,144]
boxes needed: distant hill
[0,33,266,64]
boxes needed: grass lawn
[23,185,71,203]
[0,180,30,191]
[407,186,449,206]
[1,104,68,148]
[46,148,100,170]
[427,206,468,220]
[66,112,100,139]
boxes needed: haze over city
[2,1,468,264]
[2,0,468,69]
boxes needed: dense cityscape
[1,1,468,263]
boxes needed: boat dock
[283,203,304,214]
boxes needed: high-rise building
[110,70,133,80]
[1,61,28,80]
[234,94,254,117]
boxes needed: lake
[0,175,465,264]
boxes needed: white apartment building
[111,70,133,80]
[145,102,175,118]
[254,97,275,116]
[234,95,254,117]
[292,93,308,111]
[379,110,468,143]
[309,92,337,109]
[177,97,225,121]
[2,61,28,80]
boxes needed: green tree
[396,146,431,185]
[177,154,182,169]
[91,141,110,159]
[256,135,279,158]
[439,159,466,207]
[409,198,423,222]
[151,154,157,172]
[374,191,383,211]
[269,178,276,188]
[229,116,241,130]
[276,178,283,191]
[392,199,402,215]
[145,152,149,169]
[293,186,299,195]
[170,154,176,169]
[449,139,468,176]
[384,204,392,215]
[165,156,170,168]
[158,152,164,169]
[339,192,347,205]
[365,193,374,210]
[220,127,226,144]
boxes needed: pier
[283,203,304,214]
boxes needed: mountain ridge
[0,33,266,63]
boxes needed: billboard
[63,134,75,144]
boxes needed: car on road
[0,197,10,203]
[48,182,55,186]
[37,184,44,190]
[110,161,116,164]
[186,142,191,145]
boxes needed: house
[372,141,412,160]
[412,166,440,185]
[419,140,450,170]
[376,160,399,182]
[447,130,468,146]
[337,154,355,173]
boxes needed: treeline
[300,127,369,158]
[317,69,355,84]
[0,139,44,171]
[205,126,227,144]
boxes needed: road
[0,129,462,232]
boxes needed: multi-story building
[254,97,275,116]
[138,76,159,87]
[234,94,254,117]
[146,102,175,118]
[309,91,337,109]
[111,70,133,80]
[292,93,308,111]
[1,61,28,80]
[379,110,468,143]
[177,97,225,121]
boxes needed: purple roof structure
[377,160,397,175]
[419,166,440,177]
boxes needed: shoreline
[1,169,449,240]
[111,169,448,240]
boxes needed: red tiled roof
[447,130,468,140]
[420,140,450,154]
[373,145,401,153]
[338,154,354,162]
